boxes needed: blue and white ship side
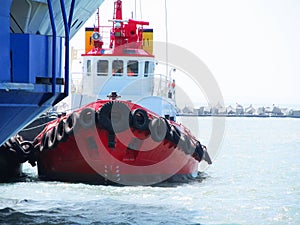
[0,0,104,180]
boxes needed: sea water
[0,117,299,225]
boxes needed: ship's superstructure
[70,0,177,120]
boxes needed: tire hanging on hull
[166,125,181,145]
[179,134,194,155]
[64,112,79,135]
[132,108,149,131]
[79,108,96,129]
[39,131,49,152]
[56,119,68,142]
[149,117,168,142]
[96,101,132,133]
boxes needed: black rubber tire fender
[64,112,79,135]
[39,132,49,152]
[97,101,132,133]
[47,126,58,149]
[79,108,96,129]
[149,117,168,142]
[5,136,18,149]
[179,134,194,155]
[170,125,181,145]
[132,108,149,131]
[194,141,204,159]
[96,102,113,132]
[163,118,174,142]
[56,119,68,142]
[111,102,132,133]
[19,141,34,155]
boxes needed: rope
[20,105,79,132]
[20,121,50,131]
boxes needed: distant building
[245,104,255,115]
[257,107,265,115]
[203,106,211,115]
[226,105,236,115]
[236,103,244,115]
[182,105,193,114]
[264,107,272,115]
[280,107,289,116]
[218,106,227,115]
[211,106,219,115]
[195,106,204,115]
[211,103,226,115]
[271,105,283,116]
[291,109,300,117]
[193,108,199,115]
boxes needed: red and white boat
[33,0,211,185]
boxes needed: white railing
[70,72,176,104]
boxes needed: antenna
[134,0,137,19]
[164,0,169,82]
[139,0,143,20]
[97,8,100,33]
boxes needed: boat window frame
[144,61,150,77]
[127,60,139,77]
[86,59,92,76]
[112,59,124,76]
[97,59,109,76]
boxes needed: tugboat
[32,0,212,185]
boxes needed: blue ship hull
[0,0,104,180]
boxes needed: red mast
[86,0,150,54]
[114,0,122,20]
[111,0,123,48]
[91,8,103,50]
[110,0,149,50]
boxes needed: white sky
[71,0,300,105]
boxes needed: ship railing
[70,72,176,104]
[71,72,84,94]
[152,73,176,104]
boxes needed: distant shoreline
[177,114,300,118]
[178,104,300,118]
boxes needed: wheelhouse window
[87,60,92,76]
[112,60,123,76]
[97,60,108,76]
[144,61,149,77]
[127,60,138,76]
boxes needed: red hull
[35,100,205,185]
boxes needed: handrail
[59,0,74,96]
[46,0,57,95]
[47,0,75,98]
[68,0,76,29]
